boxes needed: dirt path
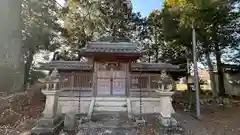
[175,105,240,135]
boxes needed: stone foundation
[31,115,64,135]
[58,97,92,114]
[58,97,164,115]
[130,98,161,114]
[56,96,177,131]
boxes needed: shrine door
[96,62,126,96]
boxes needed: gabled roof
[78,36,141,55]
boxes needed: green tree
[164,0,240,97]
[62,0,146,61]
[194,0,240,96]
[64,0,133,50]
[159,4,192,69]
[98,0,133,37]
[63,0,105,49]
[148,10,165,63]
[22,0,63,85]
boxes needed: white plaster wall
[58,97,91,114]
[130,99,161,114]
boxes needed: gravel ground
[174,103,240,135]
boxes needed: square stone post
[157,91,176,126]
[41,90,60,118]
[31,69,64,135]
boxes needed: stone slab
[31,115,64,135]
[76,128,137,135]
[94,106,127,112]
[64,113,76,131]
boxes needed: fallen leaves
[0,84,45,135]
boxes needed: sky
[131,0,163,17]
[57,0,163,17]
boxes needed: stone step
[77,128,137,135]
[78,118,136,129]
[95,101,127,107]
[94,106,127,112]
[79,124,137,129]
[91,111,128,118]
[95,97,126,101]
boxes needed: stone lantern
[155,70,176,127]
[31,68,64,135]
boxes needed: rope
[139,65,143,120]
[78,71,81,116]
[78,89,81,115]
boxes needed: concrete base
[31,115,64,135]
[159,117,178,127]
[134,119,146,127]
[157,117,184,134]
[157,125,184,135]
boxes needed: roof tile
[38,61,182,72]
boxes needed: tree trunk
[148,53,151,63]
[148,46,151,63]
[186,57,192,110]
[24,49,35,87]
[205,51,218,98]
[0,0,24,92]
[155,48,159,63]
[148,51,151,63]
[215,45,225,97]
[154,26,158,63]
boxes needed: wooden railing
[129,74,171,97]
[57,72,171,98]
[59,72,93,97]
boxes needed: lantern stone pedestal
[155,91,184,134]
[31,90,64,135]
[156,91,177,126]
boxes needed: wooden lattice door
[112,71,126,96]
[96,62,126,96]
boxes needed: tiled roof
[38,61,182,72]
[38,61,93,71]
[131,63,181,71]
[81,42,140,54]
[98,36,131,42]
[79,36,141,54]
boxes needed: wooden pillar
[148,75,151,89]
[71,72,74,90]
[93,62,97,97]
[126,62,130,97]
